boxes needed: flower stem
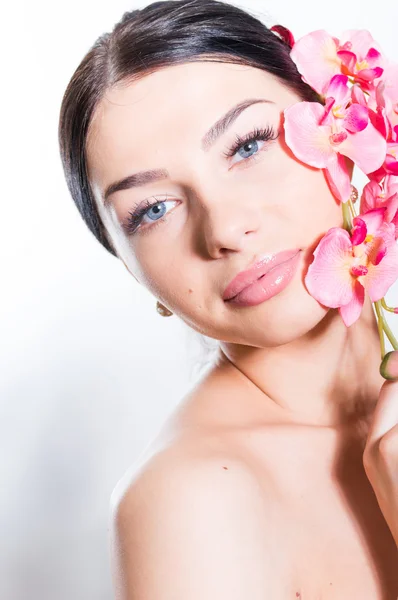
[374,300,386,359]
[379,304,398,350]
[374,299,398,358]
[381,297,398,313]
[348,198,357,219]
[340,197,398,360]
[342,200,353,231]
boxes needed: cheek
[289,165,343,228]
[280,173,344,254]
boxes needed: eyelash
[221,124,279,159]
[124,124,279,235]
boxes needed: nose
[196,189,261,259]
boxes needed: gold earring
[156,301,173,317]
[350,184,359,203]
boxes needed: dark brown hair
[58,0,321,257]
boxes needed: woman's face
[87,60,351,347]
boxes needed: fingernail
[380,350,398,380]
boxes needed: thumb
[365,376,398,450]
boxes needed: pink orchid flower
[360,176,398,238]
[304,207,398,327]
[284,75,387,202]
[338,29,385,90]
[290,29,385,97]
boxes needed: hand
[363,351,398,546]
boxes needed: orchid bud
[379,350,398,380]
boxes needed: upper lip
[223,248,301,301]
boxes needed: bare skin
[112,336,398,598]
[86,60,398,597]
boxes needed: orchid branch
[341,195,398,360]
[283,27,398,378]
[342,199,353,231]
[374,299,386,359]
[375,299,398,352]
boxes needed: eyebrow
[103,97,275,206]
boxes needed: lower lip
[226,250,302,307]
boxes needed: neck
[218,296,385,433]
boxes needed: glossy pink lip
[223,248,302,301]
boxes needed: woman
[58,1,398,597]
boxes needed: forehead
[86,61,296,196]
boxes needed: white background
[2,0,398,598]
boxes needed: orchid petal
[359,206,388,234]
[326,75,350,107]
[368,236,387,265]
[362,225,398,300]
[351,217,367,245]
[339,41,352,52]
[385,191,398,223]
[376,80,387,109]
[351,83,367,106]
[336,50,357,73]
[380,63,398,115]
[360,180,383,213]
[385,153,398,174]
[320,97,336,124]
[392,210,398,239]
[324,153,352,202]
[337,122,387,173]
[385,174,398,197]
[304,227,354,307]
[365,47,383,66]
[339,280,365,326]
[368,105,389,139]
[357,67,384,82]
[340,29,384,60]
[367,165,388,183]
[290,30,341,95]
[284,102,333,167]
[343,103,369,133]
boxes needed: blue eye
[223,125,279,164]
[123,195,176,236]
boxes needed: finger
[366,378,398,447]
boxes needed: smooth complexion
[87,61,385,432]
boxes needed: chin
[227,290,331,348]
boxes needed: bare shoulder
[111,438,264,514]
[109,441,286,599]
[108,361,253,513]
